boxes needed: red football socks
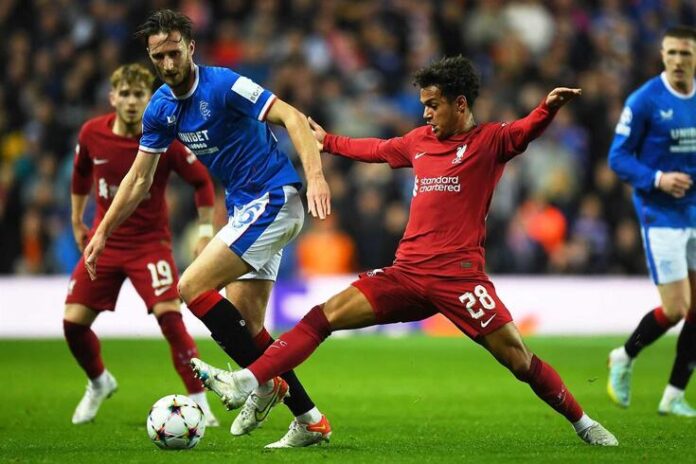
[253,327,274,350]
[249,306,332,384]
[187,289,223,318]
[157,312,204,393]
[522,355,583,423]
[63,320,104,379]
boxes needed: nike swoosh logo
[480,314,496,328]
[308,422,329,433]
[94,158,109,165]
[254,396,278,421]
[414,152,427,159]
[154,285,171,296]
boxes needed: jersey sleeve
[168,142,215,208]
[221,69,277,121]
[139,96,176,154]
[608,91,657,193]
[323,133,412,168]
[71,125,93,195]
[493,100,558,162]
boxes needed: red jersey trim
[258,94,277,121]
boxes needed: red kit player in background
[192,56,618,446]
[64,63,218,426]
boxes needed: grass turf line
[1,336,692,463]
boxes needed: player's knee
[177,277,196,304]
[664,301,689,322]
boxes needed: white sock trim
[237,368,260,394]
[296,407,322,424]
[663,384,684,401]
[90,370,109,387]
[610,346,631,363]
[572,413,595,433]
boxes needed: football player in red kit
[191,56,619,446]
[64,63,218,426]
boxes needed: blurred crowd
[1,0,694,278]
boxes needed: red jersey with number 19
[72,113,214,248]
[323,101,557,277]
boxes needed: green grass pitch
[2,335,693,463]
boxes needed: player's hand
[71,221,90,253]
[193,236,211,258]
[306,174,331,219]
[83,232,106,281]
[545,88,582,109]
[308,117,326,151]
[658,172,693,198]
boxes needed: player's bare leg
[224,280,326,436]
[64,304,117,424]
[151,301,218,426]
[482,323,618,446]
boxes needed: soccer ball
[146,394,206,450]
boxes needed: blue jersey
[139,65,302,212]
[609,73,696,227]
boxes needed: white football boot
[577,421,619,446]
[189,358,249,410]
[231,376,289,435]
[71,370,118,424]
[265,415,332,448]
[658,392,696,417]
[607,347,633,408]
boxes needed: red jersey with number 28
[71,113,214,248]
[323,101,558,277]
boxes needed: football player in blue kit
[83,9,332,447]
[608,26,696,417]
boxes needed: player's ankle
[572,413,595,433]
[296,407,322,424]
[255,379,275,396]
[237,369,259,394]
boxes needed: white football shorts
[641,227,696,285]
[217,185,304,281]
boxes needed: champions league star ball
[146,394,206,450]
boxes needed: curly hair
[109,63,155,90]
[135,9,193,44]
[412,56,480,106]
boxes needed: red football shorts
[352,266,513,339]
[65,243,180,312]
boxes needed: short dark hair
[664,25,696,42]
[412,56,480,106]
[135,9,193,44]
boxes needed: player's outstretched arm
[84,151,160,279]
[266,99,331,219]
[545,87,582,109]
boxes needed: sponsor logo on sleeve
[231,76,263,103]
[615,106,632,136]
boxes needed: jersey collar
[660,72,696,99]
[170,64,200,100]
